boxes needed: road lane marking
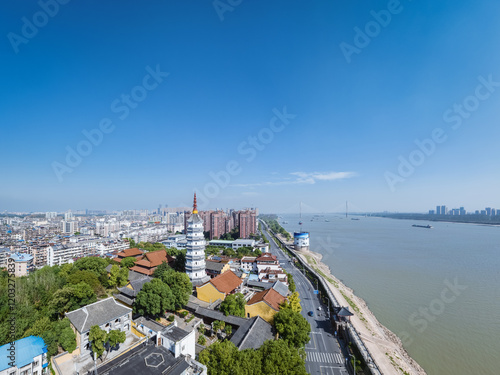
[306,351,343,364]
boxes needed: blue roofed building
[8,253,34,277]
[0,336,48,375]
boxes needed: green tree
[109,265,118,287]
[199,340,239,375]
[225,324,232,337]
[160,268,192,310]
[259,339,307,375]
[220,293,246,317]
[49,282,96,316]
[107,329,126,350]
[273,309,311,348]
[67,270,105,296]
[211,320,225,337]
[73,257,108,277]
[121,257,136,269]
[89,325,107,358]
[279,291,301,313]
[134,279,174,317]
[153,260,171,278]
[285,272,296,293]
[238,348,263,375]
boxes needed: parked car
[308,311,314,317]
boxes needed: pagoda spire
[193,193,198,214]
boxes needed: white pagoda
[185,193,210,286]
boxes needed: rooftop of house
[205,260,228,272]
[116,247,144,259]
[0,336,47,371]
[247,288,286,311]
[255,253,277,262]
[94,342,191,375]
[161,325,191,342]
[202,270,242,294]
[65,297,132,333]
[9,252,33,262]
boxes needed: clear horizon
[2,1,500,213]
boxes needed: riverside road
[261,226,349,375]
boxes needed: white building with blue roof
[8,252,34,277]
[0,336,48,375]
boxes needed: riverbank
[276,234,427,375]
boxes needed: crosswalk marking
[306,351,343,364]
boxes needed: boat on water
[351,218,360,221]
[325,219,330,222]
[412,224,433,229]
[282,221,288,224]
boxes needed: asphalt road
[261,227,349,375]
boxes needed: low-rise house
[65,297,132,357]
[205,260,230,278]
[0,336,48,375]
[113,272,153,308]
[132,317,196,359]
[258,267,288,284]
[255,253,280,273]
[95,341,206,375]
[231,239,255,250]
[129,249,174,276]
[245,288,286,322]
[196,270,243,303]
[240,256,257,273]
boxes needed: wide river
[279,214,500,375]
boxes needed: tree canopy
[199,339,307,375]
[133,278,174,317]
[220,293,246,317]
[121,256,137,269]
[273,309,310,348]
[159,268,192,310]
[279,291,301,313]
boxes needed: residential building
[240,256,257,273]
[231,239,255,250]
[196,270,243,303]
[0,336,48,375]
[61,220,76,234]
[9,252,34,277]
[94,341,206,375]
[205,260,230,278]
[113,270,152,308]
[207,240,233,248]
[0,247,11,269]
[65,297,132,357]
[238,210,257,239]
[255,253,280,273]
[245,288,286,323]
[258,267,288,284]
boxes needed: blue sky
[1,0,500,213]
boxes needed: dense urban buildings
[430,205,499,216]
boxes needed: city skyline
[2,1,500,213]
